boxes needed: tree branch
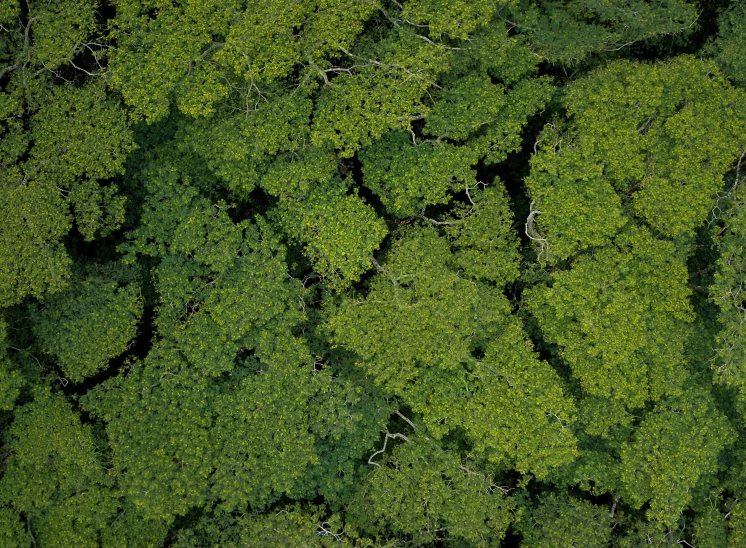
[395,410,416,431]
[368,431,410,467]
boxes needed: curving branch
[368,431,410,468]
[525,200,549,259]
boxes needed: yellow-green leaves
[6,1,746,543]
[525,131,626,262]
[361,130,479,216]
[399,0,503,40]
[445,182,521,286]
[180,92,314,196]
[525,228,694,408]
[213,0,305,84]
[108,7,215,122]
[0,82,133,305]
[29,84,134,240]
[275,181,388,288]
[27,0,96,68]
[311,32,449,156]
[516,493,611,548]
[619,389,734,526]
[710,183,746,396]
[348,439,514,545]
[0,181,72,307]
[124,171,308,375]
[0,507,27,548]
[330,226,577,475]
[527,57,746,262]
[31,274,142,383]
[0,388,117,547]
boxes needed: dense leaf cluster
[1,0,746,545]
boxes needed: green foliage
[173,506,324,548]
[525,127,627,262]
[0,318,24,410]
[709,1,746,87]
[311,31,450,156]
[0,180,72,307]
[619,389,734,526]
[82,353,215,522]
[444,182,521,285]
[210,336,320,512]
[108,0,379,123]
[274,182,388,288]
[348,439,514,546]
[710,183,746,396]
[526,227,694,408]
[528,57,746,261]
[108,2,217,122]
[692,506,730,548]
[400,0,503,40]
[473,77,556,165]
[178,92,314,196]
[424,71,511,141]
[31,274,142,382]
[0,79,133,305]
[0,1,19,26]
[28,84,134,240]
[509,0,699,64]
[0,507,29,548]
[330,225,577,475]
[0,388,118,546]
[27,0,97,68]
[360,130,479,216]
[729,501,746,546]
[3,2,746,546]
[516,493,611,548]
[0,0,97,70]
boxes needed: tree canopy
[2,0,746,545]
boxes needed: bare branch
[419,211,453,226]
[414,33,462,50]
[610,496,619,518]
[395,410,416,431]
[69,60,100,77]
[525,200,548,259]
[368,431,410,467]
[370,257,387,273]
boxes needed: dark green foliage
[509,0,699,65]
[711,182,746,396]
[0,388,118,547]
[1,1,745,545]
[31,272,142,382]
[516,492,611,547]
[347,439,514,546]
[525,227,694,408]
[708,0,746,87]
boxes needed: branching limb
[368,431,410,468]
